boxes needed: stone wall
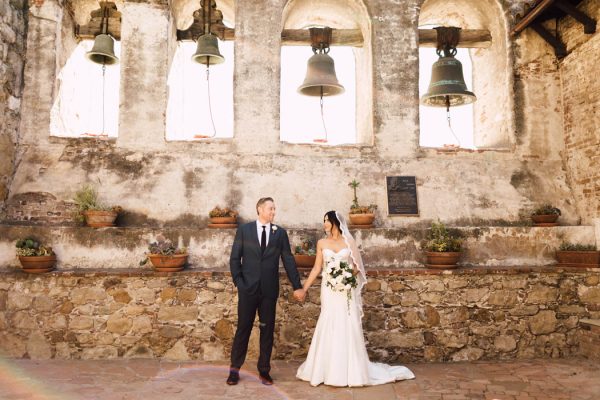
[559,0,600,224]
[0,0,26,208]
[0,266,599,361]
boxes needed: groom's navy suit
[229,221,302,374]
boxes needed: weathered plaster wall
[0,225,596,270]
[0,267,599,361]
[558,0,600,224]
[1,0,585,230]
[0,0,26,209]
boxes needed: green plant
[295,237,316,256]
[348,179,377,214]
[422,221,462,252]
[532,204,561,216]
[15,238,55,257]
[139,235,187,265]
[559,242,597,251]
[209,206,238,218]
[73,185,121,222]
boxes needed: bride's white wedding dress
[296,247,415,387]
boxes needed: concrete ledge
[0,224,596,270]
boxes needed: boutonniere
[271,225,278,233]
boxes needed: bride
[296,211,415,387]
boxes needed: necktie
[261,225,267,254]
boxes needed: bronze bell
[298,53,345,96]
[421,54,475,107]
[86,34,119,65]
[192,33,225,65]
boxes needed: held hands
[293,288,306,302]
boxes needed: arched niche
[419,0,515,149]
[281,0,373,145]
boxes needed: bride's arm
[303,240,324,292]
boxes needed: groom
[227,197,305,386]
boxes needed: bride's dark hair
[324,211,341,234]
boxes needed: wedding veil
[335,211,367,317]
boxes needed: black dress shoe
[226,371,240,385]
[259,372,274,385]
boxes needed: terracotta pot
[210,216,236,224]
[147,253,188,272]
[531,214,559,226]
[18,255,56,273]
[556,251,600,267]
[349,213,375,227]
[84,210,118,227]
[208,216,237,228]
[425,251,461,269]
[294,254,316,269]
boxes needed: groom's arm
[230,225,244,287]
[280,229,302,291]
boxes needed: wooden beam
[75,17,121,40]
[511,0,555,37]
[554,0,596,34]
[531,23,566,58]
[280,28,491,48]
[418,29,492,48]
[281,29,364,47]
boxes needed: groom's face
[258,200,276,223]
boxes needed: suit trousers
[230,287,277,374]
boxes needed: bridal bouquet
[325,258,358,309]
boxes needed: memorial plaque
[386,176,419,216]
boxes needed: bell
[86,34,119,65]
[421,55,475,107]
[298,53,344,96]
[192,33,225,65]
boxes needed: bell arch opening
[280,0,373,145]
[418,0,514,149]
[166,0,235,140]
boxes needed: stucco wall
[0,0,26,208]
[1,0,586,229]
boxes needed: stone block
[525,286,558,303]
[214,319,233,340]
[529,310,557,335]
[27,331,52,359]
[163,340,190,360]
[8,292,32,310]
[107,315,132,335]
[81,346,118,360]
[159,325,184,338]
[132,315,153,334]
[494,335,517,352]
[158,305,198,322]
[69,316,94,330]
[70,287,107,305]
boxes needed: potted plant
[140,235,188,272]
[15,237,56,273]
[294,237,317,269]
[208,206,238,228]
[556,243,599,267]
[422,221,463,269]
[73,184,122,227]
[531,204,561,226]
[348,179,377,228]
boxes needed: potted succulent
[208,206,238,228]
[422,221,463,269]
[294,237,317,269]
[15,237,56,273]
[556,243,599,267]
[348,179,377,228]
[140,235,188,272]
[531,204,561,226]
[73,184,122,227]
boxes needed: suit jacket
[230,222,302,299]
